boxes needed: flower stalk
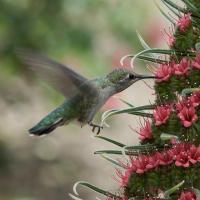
[71,1,200,200]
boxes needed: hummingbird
[18,50,158,136]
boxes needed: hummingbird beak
[136,75,160,79]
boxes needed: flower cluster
[108,9,200,200]
[114,143,200,199]
[71,2,200,200]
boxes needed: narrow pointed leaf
[164,180,185,198]
[101,108,118,127]
[161,0,186,13]
[182,88,199,97]
[73,181,122,199]
[114,96,134,107]
[129,111,153,118]
[94,143,164,155]
[162,0,200,21]
[130,49,198,68]
[161,0,182,18]
[155,1,175,24]
[160,133,179,141]
[136,30,158,59]
[120,54,167,66]
[100,154,127,169]
[192,188,200,198]
[182,0,200,15]
[94,150,123,155]
[101,105,154,126]
[69,194,83,200]
[94,135,125,147]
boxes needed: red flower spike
[153,104,173,126]
[192,54,200,69]
[177,106,198,127]
[177,13,192,32]
[179,191,198,200]
[174,58,190,76]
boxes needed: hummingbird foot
[89,123,103,134]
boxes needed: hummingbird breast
[62,78,115,127]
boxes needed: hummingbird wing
[17,49,89,97]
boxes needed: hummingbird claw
[89,123,103,135]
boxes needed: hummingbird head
[106,68,158,93]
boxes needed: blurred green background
[0,1,165,199]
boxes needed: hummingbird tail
[28,118,63,136]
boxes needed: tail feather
[29,118,63,136]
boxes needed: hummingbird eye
[129,74,134,79]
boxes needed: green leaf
[136,30,158,59]
[94,143,164,156]
[123,143,163,150]
[129,111,153,118]
[192,188,200,198]
[182,0,200,15]
[181,88,199,97]
[113,96,134,107]
[73,181,122,199]
[120,54,167,66]
[94,150,123,155]
[69,194,83,200]
[161,0,185,14]
[161,0,182,19]
[100,154,127,169]
[101,105,154,126]
[164,180,185,198]
[155,1,175,24]
[130,49,198,68]
[94,135,125,147]
[160,133,179,141]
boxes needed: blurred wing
[17,49,88,97]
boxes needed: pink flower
[174,58,190,75]
[168,143,191,157]
[175,151,190,167]
[169,143,200,166]
[157,151,173,165]
[133,119,153,141]
[107,196,128,200]
[189,145,200,164]
[153,103,173,126]
[170,60,178,74]
[134,155,150,174]
[192,54,200,69]
[154,63,172,82]
[177,13,191,32]
[146,154,160,169]
[115,168,130,187]
[179,191,198,200]
[169,35,175,46]
[176,98,193,111]
[177,106,198,127]
[189,91,200,107]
